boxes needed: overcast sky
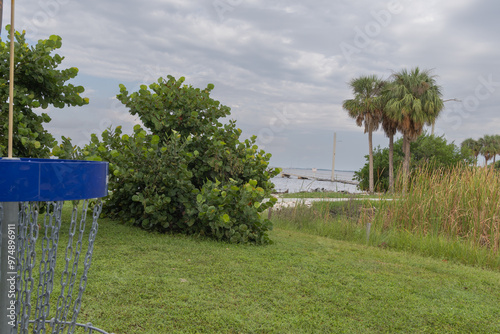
[2,0,499,171]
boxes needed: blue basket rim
[0,158,108,202]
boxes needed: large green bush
[55,76,279,244]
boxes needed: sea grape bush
[197,179,274,244]
[0,29,88,158]
[55,76,279,244]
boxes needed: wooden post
[0,1,4,34]
[8,0,15,158]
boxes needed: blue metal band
[0,158,108,201]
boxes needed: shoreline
[271,168,361,194]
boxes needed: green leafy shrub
[1,28,88,158]
[196,179,274,244]
[55,76,279,244]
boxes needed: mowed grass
[69,215,500,333]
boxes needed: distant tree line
[461,135,500,167]
[354,132,472,192]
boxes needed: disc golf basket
[0,158,113,334]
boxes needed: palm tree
[461,138,481,166]
[343,75,385,193]
[381,109,399,192]
[492,134,500,165]
[479,135,496,168]
[384,67,444,177]
[375,79,399,192]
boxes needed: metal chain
[17,202,40,333]
[4,199,111,334]
[67,200,102,334]
[53,200,88,333]
[33,201,63,333]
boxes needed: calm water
[271,168,361,194]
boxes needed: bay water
[270,168,361,194]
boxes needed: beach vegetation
[273,164,500,270]
[354,132,470,192]
[53,76,279,244]
[0,28,88,158]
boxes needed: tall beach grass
[383,165,500,250]
[271,165,500,269]
[372,164,500,268]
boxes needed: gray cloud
[2,0,499,170]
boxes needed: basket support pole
[0,202,19,333]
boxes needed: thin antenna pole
[331,132,336,181]
[8,0,15,158]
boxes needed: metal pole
[331,132,336,181]
[0,202,19,333]
[8,0,15,158]
[1,3,18,330]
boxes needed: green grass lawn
[72,216,500,333]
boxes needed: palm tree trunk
[402,136,411,175]
[402,135,411,193]
[388,133,394,193]
[368,129,374,193]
